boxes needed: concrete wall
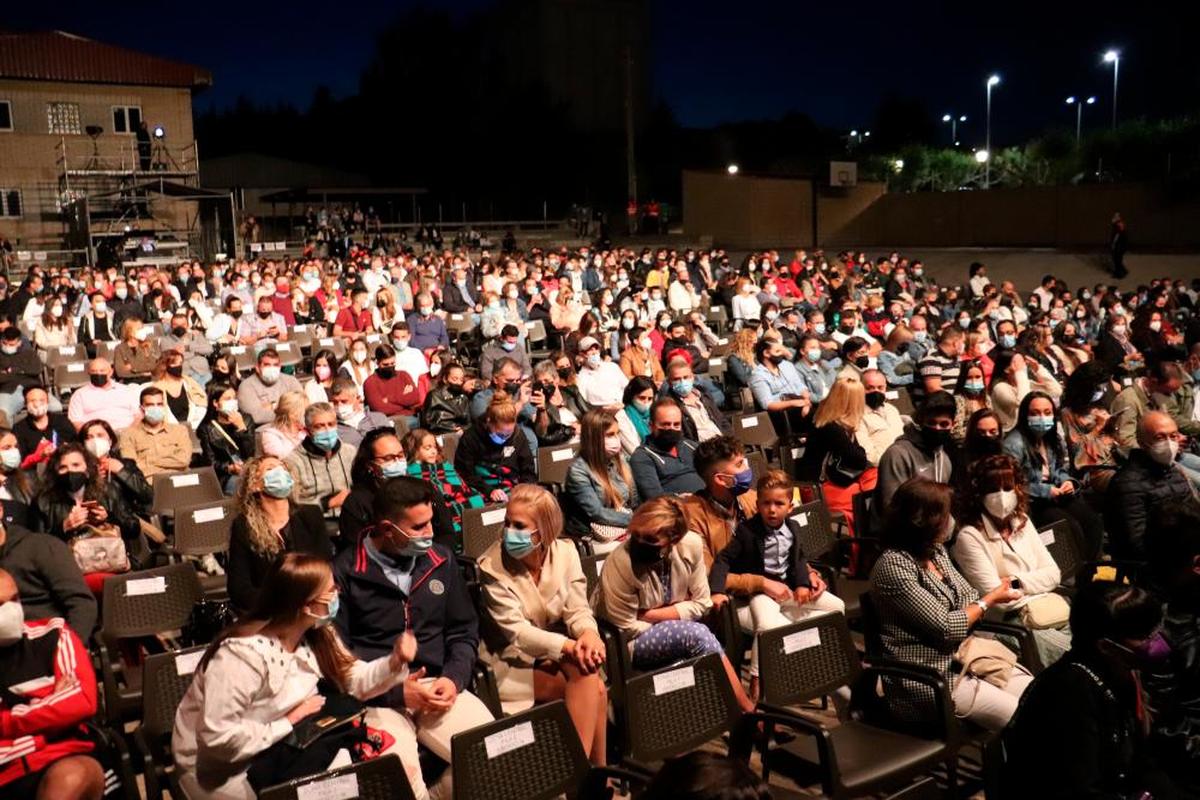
[0,79,196,246]
[682,170,813,247]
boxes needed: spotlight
[153,125,165,140]
[726,164,739,175]
[975,150,990,163]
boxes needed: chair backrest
[536,442,579,487]
[526,319,548,345]
[622,653,740,765]
[141,645,206,743]
[313,335,348,360]
[579,553,607,598]
[780,439,805,476]
[437,431,461,464]
[853,490,877,539]
[446,313,475,335]
[53,361,89,392]
[732,411,778,448]
[45,343,86,367]
[706,356,727,383]
[172,498,237,556]
[1037,519,1081,581]
[289,325,316,353]
[859,590,886,658]
[888,388,915,418]
[758,613,860,707]
[789,499,837,563]
[229,346,257,373]
[97,340,120,361]
[746,450,769,482]
[737,387,754,412]
[272,340,303,367]
[461,504,506,559]
[151,467,223,515]
[101,563,203,642]
[258,754,415,800]
[450,701,589,800]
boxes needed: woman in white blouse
[952,454,1071,667]
[173,553,415,799]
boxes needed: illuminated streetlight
[941,113,967,145]
[1065,95,1097,145]
[975,149,990,164]
[893,159,905,172]
[726,164,739,175]
[1103,50,1120,129]
[984,75,1000,188]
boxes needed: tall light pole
[1103,50,1120,130]
[1065,96,1096,145]
[985,74,1000,188]
[941,113,967,146]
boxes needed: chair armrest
[132,727,162,800]
[95,641,122,726]
[744,709,839,792]
[713,599,744,669]
[472,659,504,719]
[974,620,1041,673]
[596,619,632,703]
[858,659,955,743]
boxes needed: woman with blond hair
[257,390,307,459]
[726,327,759,391]
[371,285,404,334]
[731,277,762,330]
[796,374,877,535]
[453,394,536,502]
[477,484,608,762]
[592,496,757,713]
[113,317,161,380]
[550,284,586,336]
[151,350,206,428]
[565,409,640,552]
[173,553,415,798]
[225,457,332,612]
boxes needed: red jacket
[364,371,422,416]
[1,618,98,787]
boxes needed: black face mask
[854,355,870,369]
[923,426,953,449]
[376,367,395,380]
[766,353,786,365]
[652,429,683,449]
[257,310,272,320]
[230,309,243,319]
[167,364,184,378]
[172,326,187,338]
[865,391,886,409]
[446,383,464,396]
[973,436,1003,456]
[556,367,572,381]
[89,373,108,388]
[628,537,666,567]
[59,471,88,493]
[505,381,521,398]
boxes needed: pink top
[67,382,141,432]
[258,424,304,459]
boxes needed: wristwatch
[974,599,989,614]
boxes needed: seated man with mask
[331,377,394,448]
[660,358,729,443]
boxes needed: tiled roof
[0,30,211,89]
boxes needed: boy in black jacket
[710,469,844,701]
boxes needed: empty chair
[258,755,415,800]
[53,361,90,393]
[135,645,208,799]
[536,442,579,489]
[151,466,223,516]
[732,411,779,456]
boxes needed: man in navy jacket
[333,477,492,800]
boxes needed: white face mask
[604,435,622,456]
[982,489,1018,520]
[1147,438,1179,466]
[85,438,111,459]
[0,601,23,646]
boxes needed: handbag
[1019,592,1071,630]
[589,521,628,543]
[821,451,865,487]
[246,685,370,792]
[954,635,1017,688]
[70,524,130,574]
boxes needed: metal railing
[57,136,200,181]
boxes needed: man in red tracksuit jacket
[0,569,105,798]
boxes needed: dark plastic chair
[790,498,838,564]
[754,614,956,799]
[98,563,203,723]
[460,504,505,561]
[259,754,415,800]
[172,498,236,557]
[150,467,223,517]
[437,431,461,464]
[580,552,608,599]
[1037,519,1082,587]
[536,442,579,490]
[135,645,206,798]
[732,411,780,455]
[746,449,770,482]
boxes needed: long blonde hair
[235,457,300,557]
[273,390,307,430]
[730,328,757,363]
[814,374,865,430]
[580,409,632,510]
[508,484,563,547]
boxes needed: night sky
[6,0,1196,148]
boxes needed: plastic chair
[1037,519,1082,587]
[134,645,206,799]
[98,564,203,723]
[273,340,303,369]
[789,498,838,564]
[172,498,236,599]
[460,504,505,561]
[579,552,608,598]
[436,431,461,463]
[311,334,347,360]
[526,319,552,361]
[732,411,779,457]
[259,754,415,800]
[45,343,87,368]
[754,614,956,799]
[150,466,223,516]
[53,361,90,392]
[536,442,579,490]
[746,450,769,483]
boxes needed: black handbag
[822,451,865,487]
[246,683,368,792]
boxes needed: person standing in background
[1110,212,1128,279]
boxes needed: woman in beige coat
[477,484,608,764]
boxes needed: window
[46,102,81,134]
[0,189,21,219]
[0,101,11,131]
[112,105,142,134]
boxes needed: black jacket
[0,345,42,394]
[333,539,479,699]
[420,386,471,434]
[0,523,96,639]
[796,422,867,485]
[442,283,476,314]
[710,515,813,595]
[37,472,143,543]
[227,504,331,612]
[13,414,77,462]
[1108,449,1195,561]
[197,417,256,486]
[453,421,536,496]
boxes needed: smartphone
[1010,577,1022,590]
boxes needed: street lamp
[893,159,905,172]
[941,113,967,146]
[846,130,871,148]
[985,74,1000,188]
[726,163,739,175]
[1065,95,1096,145]
[1103,50,1120,129]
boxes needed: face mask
[143,405,166,424]
[726,466,754,495]
[166,364,184,378]
[216,398,238,416]
[419,306,433,317]
[503,527,538,558]
[352,350,368,363]
[803,347,822,363]
[1131,633,1172,666]
[257,309,272,320]
[908,329,926,344]
[958,318,970,329]
[653,429,683,449]
[501,340,517,352]
[59,471,88,493]
[314,364,332,381]
[628,537,666,566]
[670,379,693,397]
[764,311,778,323]
[262,466,294,498]
[922,427,952,449]
[89,373,109,388]
[260,366,281,385]
[312,428,339,451]
[964,380,985,394]
[489,429,513,446]
[999,334,1017,349]
[853,355,870,370]
[586,353,601,369]
[94,301,107,314]
[26,403,47,420]
[1027,415,1055,435]
[0,344,17,355]
[306,594,339,628]
[1146,438,1179,466]
[621,318,635,330]
[865,391,886,409]
[1112,325,1127,337]
[813,323,826,336]
[982,489,1018,519]
[392,526,434,558]
[229,309,244,319]
[0,601,23,646]
[1149,320,1162,333]
[380,459,408,478]
[115,288,128,299]
[0,447,20,470]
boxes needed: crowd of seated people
[1,248,1200,799]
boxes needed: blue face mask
[964,380,985,394]
[912,330,928,343]
[312,428,339,451]
[143,405,166,424]
[999,334,1017,349]
[380,459,408,478]
[262,466,293,498]
[727,467,754,495]
[308,594,339,627]
[502,527,538,558]
[671,379,694,397]
[1092,387,1107,403]
[632,398,652,415]
[385,521,434,558]
[805,347,822,362]
[1028,415,1055,435]
[489,429,513,446]
[500,340,517,352]
[813,323,826,336]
